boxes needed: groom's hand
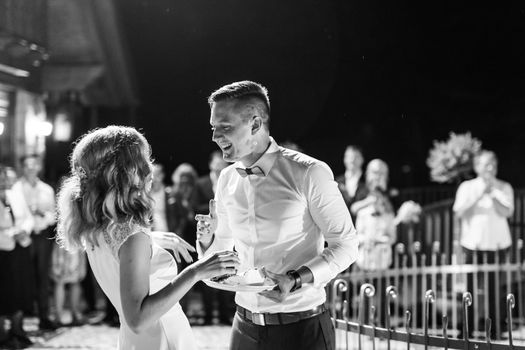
[195,199,217,247]
[259,268,295,303]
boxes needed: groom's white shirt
[199,138,357,313]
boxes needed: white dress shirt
[201,137,358,313]
[13,178,55,233]
[453,177,514,250]
[0,189,34,249]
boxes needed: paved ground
[22,323,230,350]
[10,325,523,350]
[1,318,523,350]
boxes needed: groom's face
[210,100,255,163]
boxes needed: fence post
[343,300,350,350]
[442,315,449,350]
[331,278,348,349]
[462,292,473,350]
[358,283,375,350]
[485,318,492,349]
[507,294,515,350]
[405,310,412,350]
[386,286,398,350]
[424,290,436,350]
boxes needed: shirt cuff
[304,256,333,288]
[196,236,215,258]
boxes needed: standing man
[192,150,229,215]
[336,145,366,221]
[13,155,57,331]
[196,81,358,350]
[192,151,233,325]
[453,150,514,338]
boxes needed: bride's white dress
[86,224,196,350]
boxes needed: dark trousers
[30,228,54,320]
[230,309,335,350]
[463,248,508,337]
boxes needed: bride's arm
[119,232,239,333]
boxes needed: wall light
[40,120,53,137]
[53,112,72,141]
[0,122,4,135]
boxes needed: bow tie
[236,166,265,178]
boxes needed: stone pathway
[22,324,230,350]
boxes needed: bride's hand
[150,231,196,264]
[192,250,240,281]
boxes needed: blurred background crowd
[1,0,524,348]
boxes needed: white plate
[203,269,277,292]
[203,279,277,292]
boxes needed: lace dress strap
[103,222,151,259]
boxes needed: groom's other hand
[259,268,296,303]
[195,199,217,248]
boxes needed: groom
[196,80,358,350]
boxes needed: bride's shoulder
[104,221,151,257]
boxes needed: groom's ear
[251,116,262,135]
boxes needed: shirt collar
[237,137,279,177]
[345,170,362,181]
[20,177,41,188]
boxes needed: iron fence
[329,240,524,346]
[396,189,525,264]
[329,280,524,350]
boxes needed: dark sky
[115,1,525,187]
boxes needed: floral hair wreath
[72,134,140,199]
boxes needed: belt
[236,304,327,326]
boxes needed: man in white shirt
[452,150,514,338]
[196,81,358,350]
[336,146,367,222]
[12,155,57,331]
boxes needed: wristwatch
[286,270,302,292]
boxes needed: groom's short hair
[208,81,271,128]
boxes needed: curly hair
[56,126,153,251]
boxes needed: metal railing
[396,189,525,264]
[329,240,524,346]
[329,280,524,350]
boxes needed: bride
[56,125,239,349]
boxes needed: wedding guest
[192,151,228,215]
[0,165,35,347]
[150,163,172,232]
[352,159,396,271]
[55,125,239,350]
[453,150,514,338]
[192,150,233,325]
[50,243,87,326]
[168,163,198,259]
[336,145,367,221]
[168,163,200,319]
[12,155,57,331]
[197,81,358,350]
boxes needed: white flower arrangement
[426,132,482,184]
[395,200,422,224]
